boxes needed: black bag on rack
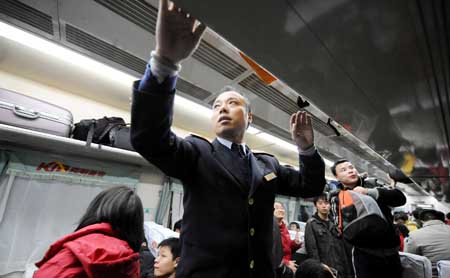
[71,117,133,151]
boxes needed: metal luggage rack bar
[0,123,153,168]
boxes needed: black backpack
[71,117,132,150]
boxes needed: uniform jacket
[130,74,326,278]
[305,213,354,278]
[34,223,140,278]
[404,220,450,263]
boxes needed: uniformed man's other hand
[155,0,206,65]
[286,260,298,273]
[290,111,314,150]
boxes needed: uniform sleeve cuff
[150,51,181,83]
[298,145,316,156]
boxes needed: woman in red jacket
[34,186,144,278]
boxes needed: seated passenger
[289,222,301,232]
[404,209,450,264]
[34,186,144,278]
[173,219,182,233]
[154,238,181,278]
[295,259,336,278]
[274,202,302,273]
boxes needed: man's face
[273,202,285,220]
[334,161,359,187]
[315,199,330,215]
[154,246,177,277]
[289,223,299,231]
[211,91,251,141]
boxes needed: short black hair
[446,212,450,220]
[412,208,422,219]
[215,85,252,114]
[76,186,144,252]
[420,209,440,222]
[296,259,334,278]
[289,222,300,229]
[174,219,182,231]
[313,193,329,205]
[331,159,349,176]
[158,237,181,259]
[394,212,408,222]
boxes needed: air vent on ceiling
[176,78,212,100]
[192,41,247,80]
[239,74,335,136]
[65,24,147,74]
[94,0,157,34]
[0,0,54,35]
[93,0,246,80]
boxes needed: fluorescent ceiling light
[323,158,334,167]
[247,126,261,135]
[0,21,136,84]
[256,132,298,152]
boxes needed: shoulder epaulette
[253,152,274,158]
[187,133,213,146]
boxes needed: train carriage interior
[0,0,449,277]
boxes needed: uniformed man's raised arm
[275,111,325,197]
[130,0,205,179]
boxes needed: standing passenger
[329,159,406,278]
[274,202,302,273]
[34,186,144,278]
[130,0,326,277]
[304,194,353,278]
[154,238,181,278]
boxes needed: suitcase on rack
[0,88,73,137]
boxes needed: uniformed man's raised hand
[155,0,206,65]
[290,111,314,151]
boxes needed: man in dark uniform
[130,1,326,277]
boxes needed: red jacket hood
[35,223,139,277]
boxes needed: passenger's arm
[404,235,420,255]
[353,186,406,207]
[304,222,320,260]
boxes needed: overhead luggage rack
[0,123,152,168]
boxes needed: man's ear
[246,112,253,129]
[174,257,180,267]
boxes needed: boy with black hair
[154,238,181,278]
[304,194,353,278]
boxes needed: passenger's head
[211,86,252,143]
[274,202,286,221]
[419,209,441,222]
[331,159,359,188]
[394,212,408,224]
[296,259,336,278]
[446,212,450,221]
[289,222,300,232]
[154,238,181,278]
[173,219,182,233]
[76,186,144,252]
[313,193,330,216]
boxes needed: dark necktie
[231,143,245,159]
